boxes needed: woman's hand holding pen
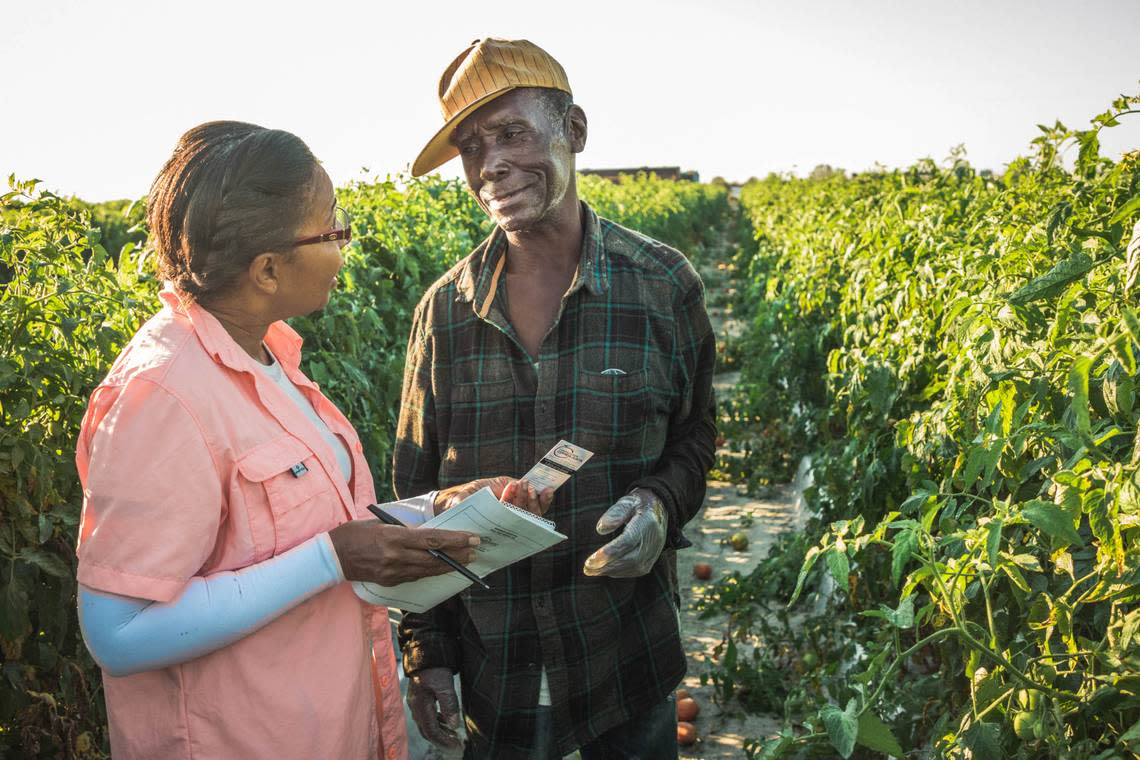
[329,477,551,585]
[328,522,480,586]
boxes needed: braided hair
[147,121,318,301]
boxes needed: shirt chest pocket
[574,368,664,457]
[236,436,342,560]
[446,377,517,467]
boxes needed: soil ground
[672,275,807,758]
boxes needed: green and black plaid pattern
[394,203,717,757]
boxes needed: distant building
[580,166,700,182]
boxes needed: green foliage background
[705,95,1140,758]
[0,171,730,757]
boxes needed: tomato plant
[707,94,1140,759]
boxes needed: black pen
[366,504,491,590]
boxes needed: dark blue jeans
[463,694,677,760]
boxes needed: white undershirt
[257,346,354,484]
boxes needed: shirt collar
[158,284,304,373]
[456,201,610,312]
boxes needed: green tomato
[1013,711,1040,741]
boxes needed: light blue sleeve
[78,533,344,677]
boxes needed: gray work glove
[582,488,667,577]
[407,667,462,748]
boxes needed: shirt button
[380,675,391,688]
[386,746,397,758]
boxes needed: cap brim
[411,86,519,177]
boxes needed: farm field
[3,92,1139,759]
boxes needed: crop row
[705,94,1140,758]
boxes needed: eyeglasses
[293,206,352,248]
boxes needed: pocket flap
[236,436,315,482]
[577,368,649,392]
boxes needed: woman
[74,121,549,760]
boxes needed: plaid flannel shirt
[394,202,716,757]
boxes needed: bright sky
[2,0,1138,201]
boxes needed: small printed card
[518,440,594,492]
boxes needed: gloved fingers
[410,685,461,748]
[595,494,640,535]
[407,687,443,746]
[583,530,639,576]
[437,681,461,729]
[583,509,667,577]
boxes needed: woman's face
[275,167,346,318]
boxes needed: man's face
[451,89,580,233]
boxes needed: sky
[2,0,1138,201]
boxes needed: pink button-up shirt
[75,288,407,760]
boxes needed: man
[394,38,716,759]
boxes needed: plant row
[704,94,1140,759]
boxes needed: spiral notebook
[353,486,566,612]
[352,440,593,612]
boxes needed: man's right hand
[435,476,554,516]
[407,667,463,748]
[327,522,479,586]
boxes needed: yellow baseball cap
[411,38,572,177]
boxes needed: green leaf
[1000,563,1032,593]
[1109,193,1140,225]
[1068,355,1092,435]
[37,513,52,544]
[1086,487,1123,568]
[856,711,904,755]
[821,702,859,758]
[788,545,821,607]
[0,567,31,645]
[1022,501,1083,546]
[1007,252,1094,306]
[888,595,915,629]
[986,520,1002,567]
[1121,716,1140,746]
[1076,129,1101,172]
[826,545,850,591]
[1123,308,1140,348]
[1007,553,1043,572]
[963,446,987,486]
[1127,219,1140,294]
[755,733,794,759]
[16,549,71,579]
[961,721,1002,760]
[892,529,917,587]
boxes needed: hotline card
[519,440,594,492]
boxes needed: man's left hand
[583,488,667,577]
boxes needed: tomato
[1013,711,1040,741]
[677,721,697,745]
[677,697,701,721]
